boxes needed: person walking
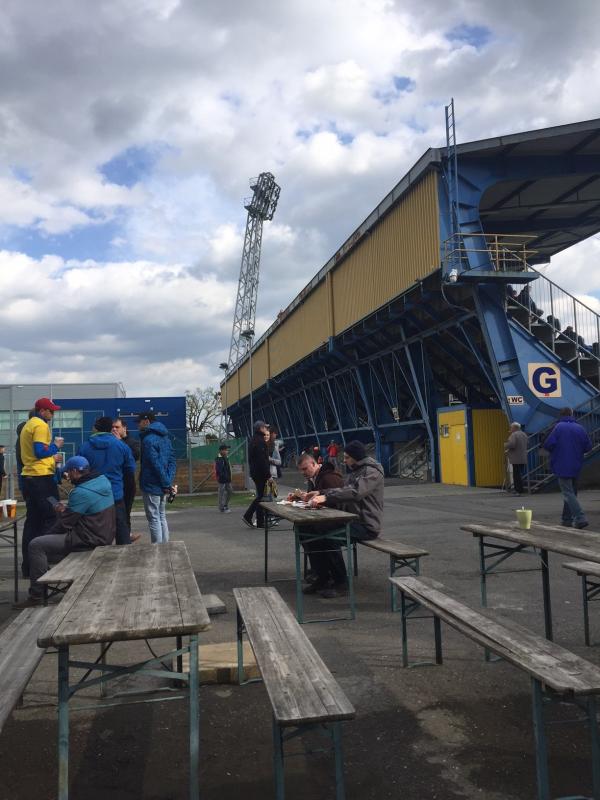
[138,412,177,543]
[242,421,271,529]
[543,407,592,529]
[505,422,528,495]
[215,443,232,513]
[19,397,63,577]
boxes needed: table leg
[478,536,487,608]
[189,634,199,800]
[540,549,553,641]
[13,518,18,602]
[345,524,355,621]
[58,645,70,800]
[583,575,591,647]
[264,516,269,583]
[588,695,600,799]
[531,677,550,800]
[294,526,304,624]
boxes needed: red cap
[35,397,61,412]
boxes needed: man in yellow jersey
[19,397,63,577]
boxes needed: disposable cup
[6,500,16,518]
[516,508,532,530]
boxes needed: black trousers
[512,463,525,494]
[244,477,268,527]
[301,522,377,586]
[115,499,131,545]
[21,475,59,577]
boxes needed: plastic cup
[6,500,16,518]
[516,508,532,530]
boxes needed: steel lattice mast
[227,172,281,368]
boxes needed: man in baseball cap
[19,397,64,577]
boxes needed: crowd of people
[13,398,177,608]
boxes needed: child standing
[215,444,232,513]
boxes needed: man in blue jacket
[79,416,137,545]
[543,407,593,529]
[138,412,177,543]
[14,456,115,607]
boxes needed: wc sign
[528,363,562,398]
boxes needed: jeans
[21,475,59,577]
[28,533,69,598]
[143,493,169,543]
[558,477,586,525]
[218,482,232,511]
[114,499,131,545]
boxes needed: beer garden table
[0,512,25,603]
[259,501,358,624]
[37,541,210,800]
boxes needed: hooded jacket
[543,416,592,478]
[308,460,344,493]
[48,471,115,551]
[79,432,136,501]
[139,421,176,495]
[323,456,384,537]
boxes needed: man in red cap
[19,397,64,577]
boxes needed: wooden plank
[203,594,226,615]
[259,503,357,526]
[39,543,210,647]
[168,542,210,630]
[36,550,94,585]
[563,560,600,579]
[0,607,52,732]
[361,537,428,559]
[234,586,355,726]
[461,522,600,563]
[392,576,600,695]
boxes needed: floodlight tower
[227,172,280,368]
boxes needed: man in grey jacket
[505,422,528,495]
[310,440,385,595]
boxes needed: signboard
[507,395,524,405]
[528,363,562,398]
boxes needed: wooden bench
[0,607,52,733]
[352,537,429,610]
[36,550,94,605]
[392,575,600,800]
[233,586,355,800]
[563,560,600,646]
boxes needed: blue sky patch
[375,75,416,105]
[3,216,127,262]
[446,24,492,49]
[100,143,167,188]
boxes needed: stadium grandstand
[221,118,600,490]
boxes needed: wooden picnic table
[461,520,600,641]
[0,512,25,603]
[259,502,358,624]
[38,541,211,800]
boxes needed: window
[54,410,83,429]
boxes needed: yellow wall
[438,409,468,486]
[472,409,509,487]
[224,169,440,404]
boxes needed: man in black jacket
[215,443,232,512]
[242,421,271,529]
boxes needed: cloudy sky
[1,0,600,397]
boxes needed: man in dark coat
[215,443,232,512]
[112,417,140,530]
[242,420,271,529]
[14,456,115,608]
[543,407,592,528]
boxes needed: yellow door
[438,409,469,486]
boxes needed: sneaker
[242,517,257,529]
[12,595,43,609]
[575,520,589,529]
[224,508,231,514]
[303,581,329,595]
[320,582,349,599]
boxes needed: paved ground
[1,478,600,799]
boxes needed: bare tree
[186,387,222,438]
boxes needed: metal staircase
[389,435,429,480]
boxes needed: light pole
[240,328,255,434]
[219,362,228,439]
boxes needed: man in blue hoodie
[14,456,115,607]
[138,412,177,543]
[543,407,593,529]
[79,416,137,545]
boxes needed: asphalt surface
[1,478,600,799]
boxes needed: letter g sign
[528,363,562,398]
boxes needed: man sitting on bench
[310,440,385,594]
[14,456,116,608]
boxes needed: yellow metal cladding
[269,281,330,376]
[252,342,269,388]
[332,171,439,333]
[472,409,509,488]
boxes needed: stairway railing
[389,436,428,480]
